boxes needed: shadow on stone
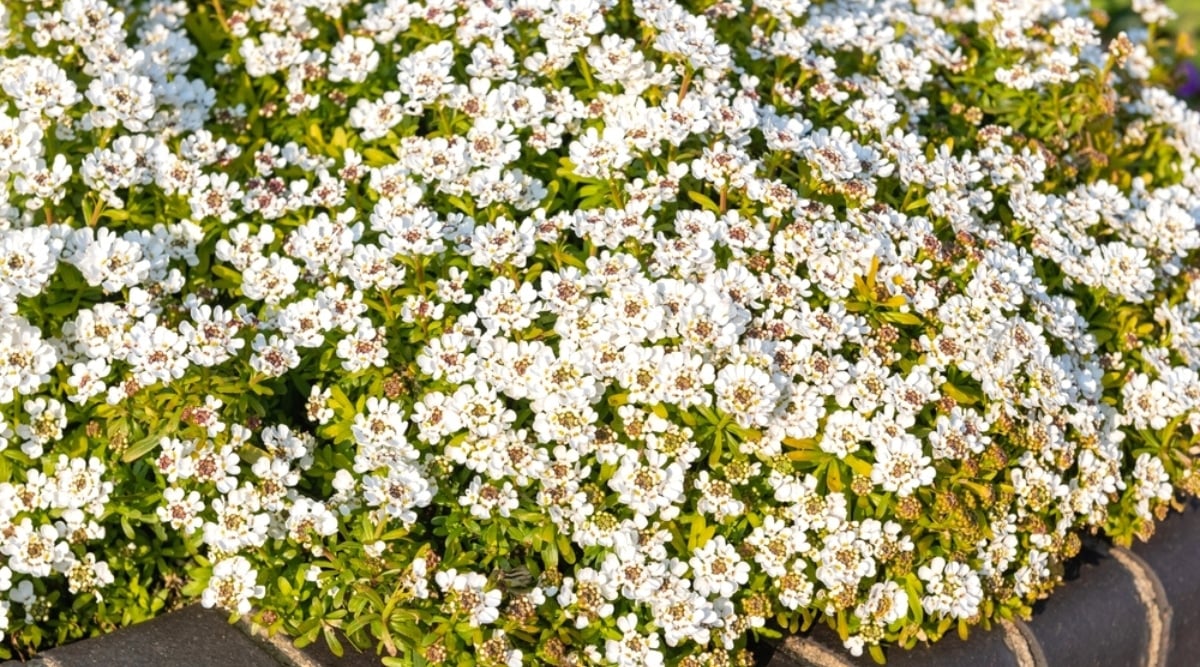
[16,605,279,667]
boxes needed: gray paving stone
[1027,539,1149,667]
[880,619,1022,667]
[15,605,282,667]
[1133,499,1200,667]
[764,615,1021,667]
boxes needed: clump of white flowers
[0,0,1198,664]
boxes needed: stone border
[5,500,1199,666]
[997,618,1046,667]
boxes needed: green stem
[380,290,394,320]
[609,179,625,208]
[86,196,106,227]
[211,0,230,32]
[677,65,694,103]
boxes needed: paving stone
[1133,499,1200,667]
[12,605,282,667]
[1027,539,1149,667]
[762,615,1021,667]
[879,620,1023,667]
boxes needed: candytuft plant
[0,0,1199,664]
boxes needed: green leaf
[686,190,721,213]
[354,587,386,612]
[122,433,165,464]
[844,455,873,478]
[880,310,923,326]
[940,382,979,406]
[708,429,724,468]
[362,148,395,166]
[342,613,380,638]
[181,567,212,598]
[323,626,344,657]
[826,464,844,492]
[556,533,576,565]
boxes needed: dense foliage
[0,0,1199,664]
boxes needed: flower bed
[0,0,1199,665]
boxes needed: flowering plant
[0,0,1199,664]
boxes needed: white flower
[335,322,388,373]
[67,358,110,404]
[818,409,867,459]
[607,450,686,520]
[66,553,114,600]
[856,580,909,626]
[189,172,243,223]
[871,433,936,497]
[13,153,72,208]
[815,527,876,590]
[203,485,270,553]
[458,477,520,519]
[348,92,404,141]
[918,557,984,620]
[201,556,264,615]
[397,41,455,108]
[249,334,300,378]
[191,443,241,493]
[328,35,379,83]
[286,497,339,544]
[606,613,665,667]
[157,486,204,534]
[17,397,66,458]
[0,56,80,119]
[688,536,750,599]
[1132,453,1172,507]
[648,579,715,647]
[0,226,59,297]
[465,216,536,270]
[49,456,110,513]
[435,569,502,626]
[557,567,618,629]
[2,520,69,577]
[775,562,815,610]
[361,466,434,525]
[693,471,744,521]
[475,277,541,333]
[70,228,152,294]
[714,363,781,427]
[746,516,809,578]
[242,254,301,304]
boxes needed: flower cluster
[0,0,1198,664]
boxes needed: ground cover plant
[0,0,1199,664]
